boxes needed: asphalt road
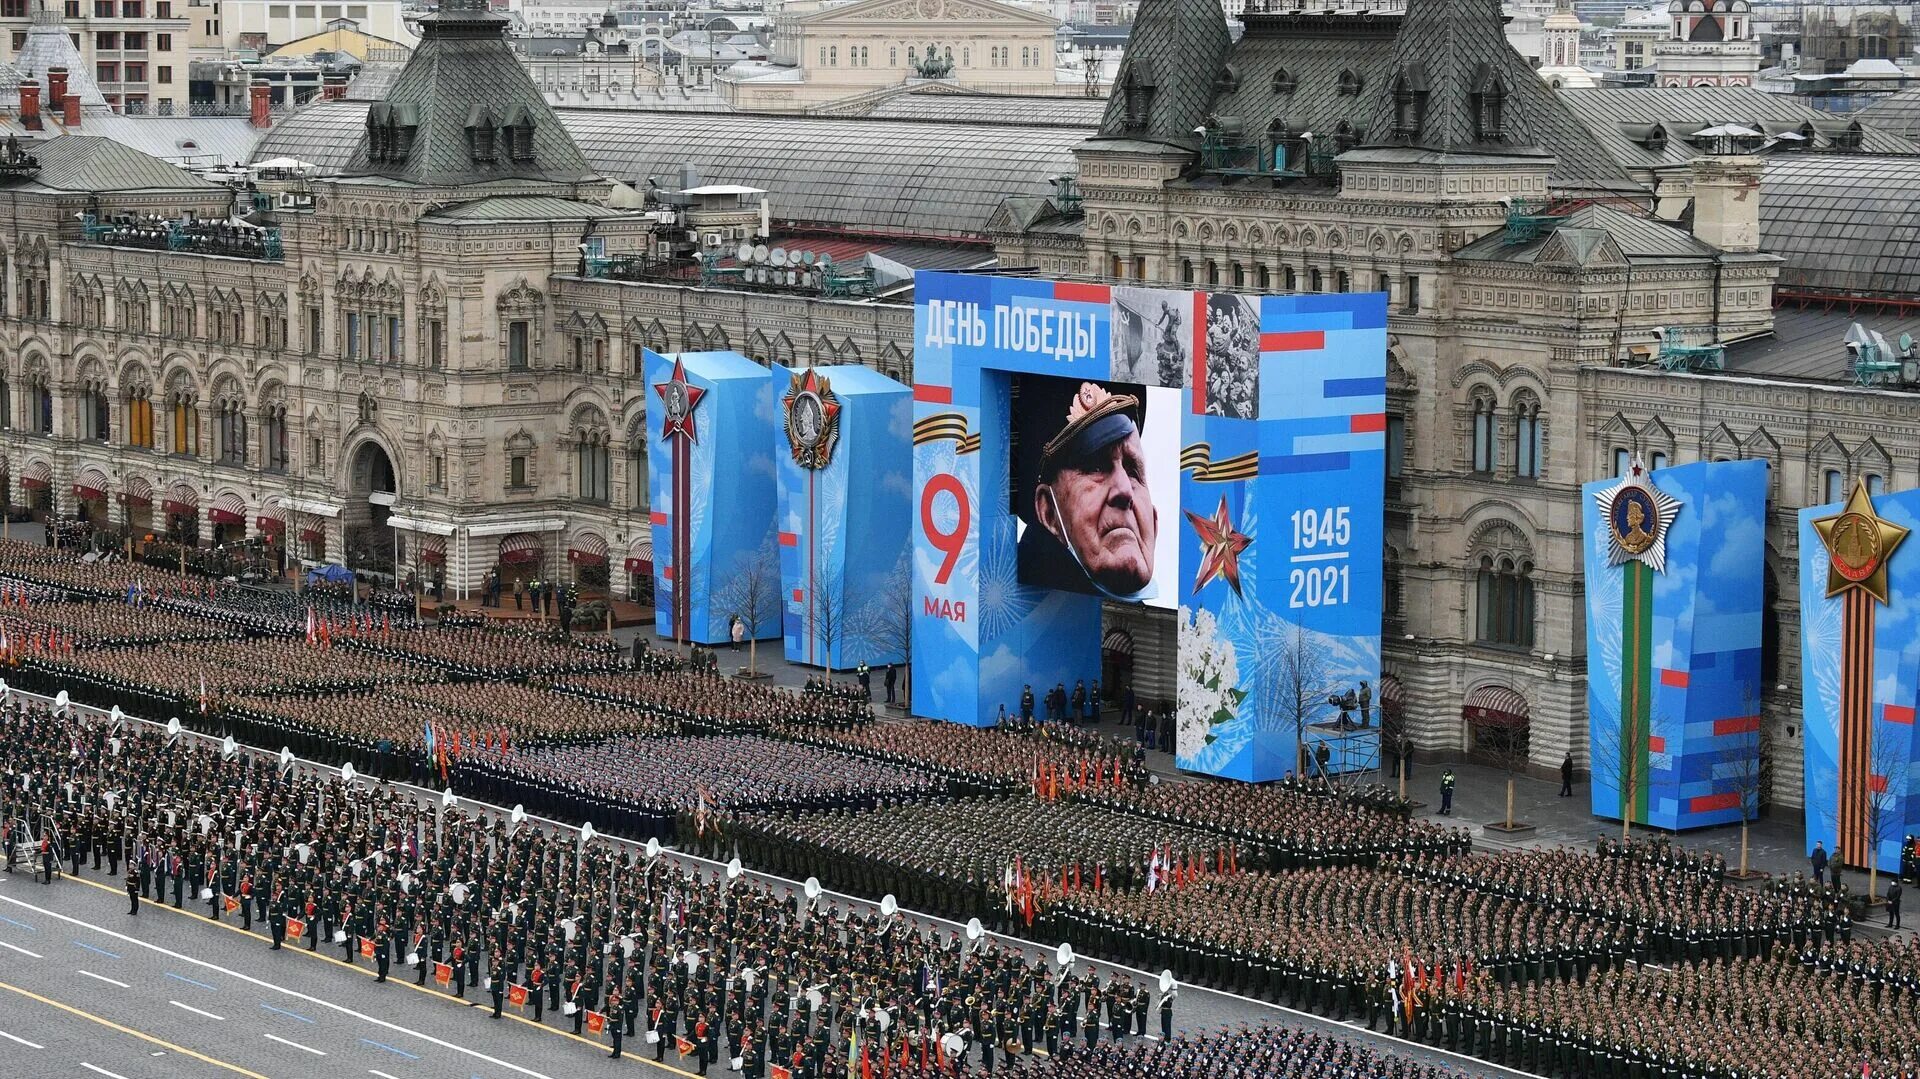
[0,836,1522,1079]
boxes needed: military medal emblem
[654,357,705,444]
[1815,484,1906,600]
[1595,455,1680,572]
[783,368,841,470]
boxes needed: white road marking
[263,1032,327,1056]
[369,1070,404,1079]
[0,940,42,958]
[77,969,132,989]
[169,1000,226,1022]
[2,891,565,1079]
[81,1064,133,1079]
[0,1030,45,1049]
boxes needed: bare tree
[1863,721,1911,902]
[1717,692,1771,879]
[847,551,911,709]
[807,569,848,679]
[1482,719,1532,832]
[1267,626,1332,782]
[1590,709,1653,841]
[711,540,781,678]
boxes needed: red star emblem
[1185,496,1251,597]
[654,357,706,444]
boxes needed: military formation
[0,550,1916,1078]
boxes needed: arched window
[1513,395,1542,478]
[215,394,248,466]
[1822,468,1844,504]
[81,379,110,442]
[262,404,288,472]
[31,373,51,435]
[1476,556,1535,648]
[1470,393,1497,473]
[124,385,153,448]
[1867,473,1885,496]
[576,432,610,503]
[0,375,11,430]
[1308,268,1322,292]
[170,387,199,456]
[627,424,649,510]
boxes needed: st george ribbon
[1810,480,1909,868]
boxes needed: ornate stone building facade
[990,0,1825,794]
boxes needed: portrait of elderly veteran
[1017,380,1159,602]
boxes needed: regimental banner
[644,349,779,646]
[773,364,913,669]
[1801,481,1920,874]
[1583,459,1767,831]
[910,273,1386,781]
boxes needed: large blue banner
[773,364,912,669]
[1583,459,1766,831]
[910,274,1386,781]
[645,349,778,646]
[1800,482,1920,874]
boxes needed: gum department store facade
[0,0,1908,805]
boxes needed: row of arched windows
[1468,389,1544,479]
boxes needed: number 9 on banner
[920,472,970,585]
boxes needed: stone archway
[344,439,399,576]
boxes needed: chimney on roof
[322,72,349,100]
[46,66,67,112]
[62,90,80,129]
[1689,153,1761,254]
[19,79,41,131]
[250,80,273,129]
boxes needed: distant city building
[220,0,417,54]
[1538,0,1597,87]
[0,0,191,115]
[1654,0,1758,86]
[722,0,1080,111]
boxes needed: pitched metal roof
[1762,154,1920,301]
[1090,0,1639,196]
[1855,86,1920,140]
[862,92,1106,128]
[1454,202,1714,264]
[28,135,219,192]
[255,102,1080,238]
[340,0,597,187]
[1723,305,1920,382]
[1092,0,1233,151]
[420,194,630,222]
[1559,86,1920,176]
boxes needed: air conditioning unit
[703,233,722,248]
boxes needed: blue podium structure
[773,364,913,669]
[644,349,778,646]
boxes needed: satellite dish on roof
[735,243,754,263]
[800,251,816,267]
[816,252,832,268]
[770,247,788,266]
[752,243,769,262]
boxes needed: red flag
[676,1036,695,1057]
[225,895,240,913]
[359,936,376,959]
[586,1011,607,1036]
[772,1067,793,1079]
[434,962,453,987]
[509,984,529,1007]
[287,917,307,940]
